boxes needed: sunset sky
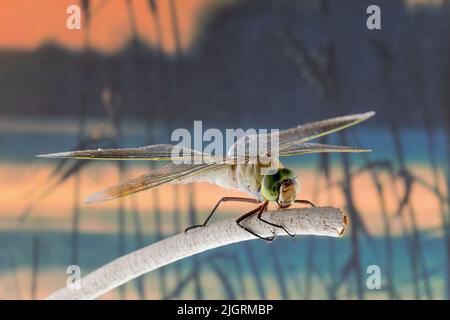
[1,161,444,236]
[0,0,230,53]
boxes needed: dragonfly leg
[236,201,275,242]
[185,196,260,233]
[294,199,316,207]
[257,208,296,238]
[254,199,313,241]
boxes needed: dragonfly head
[262,168,300,208]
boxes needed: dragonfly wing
[279,143,371,157]
[85,163,222,204]
[224,111,374,162]
[37,144,207,162]
[38,112,374,164]
[278,111,375,149]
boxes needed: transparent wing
[37,143,247,164]
[85,163,222,204]
[279,143,371,157]
[37,144,207,162]
[278,111,375,150]
[228,111,374,158]
[38,143,269,164]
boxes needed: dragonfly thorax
[261,168,300,208]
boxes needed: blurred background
[1,0,450,300]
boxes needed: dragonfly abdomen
[169,162,280,201]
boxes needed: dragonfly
[38,111,375,241]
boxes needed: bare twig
[46,207,347,300]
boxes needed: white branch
[46,206,347,300]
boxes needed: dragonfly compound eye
[261,172,280,201]
[261,168,298,202]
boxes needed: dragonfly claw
[184,224,204,233]
[257,215,295,238]
[236,220,275,242]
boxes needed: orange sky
[0,0,224,53]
